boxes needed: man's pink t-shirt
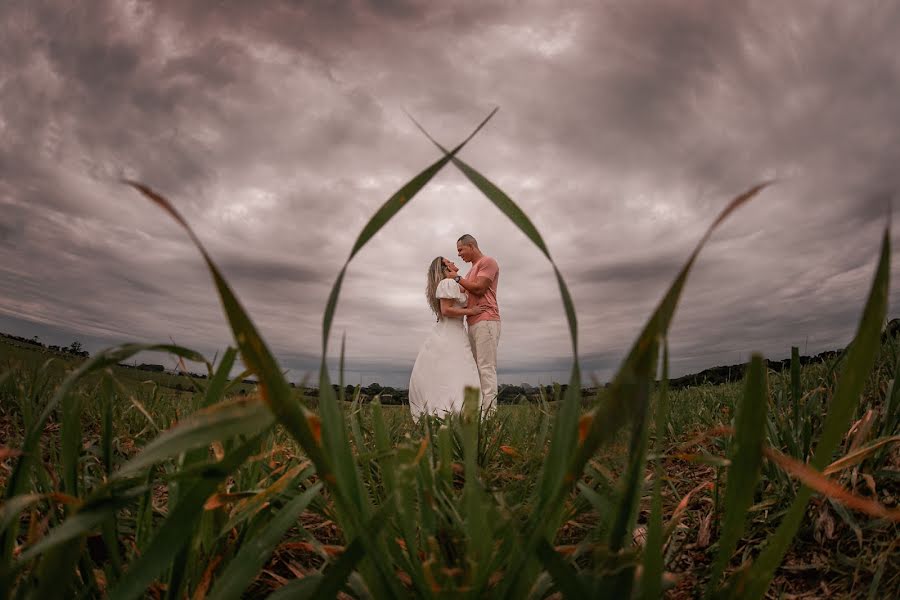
[464,256,500,326]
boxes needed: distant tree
[344,384,355,399]
[68,340,83,354]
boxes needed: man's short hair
[457,234,478,247]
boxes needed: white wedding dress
[408,279,481,419]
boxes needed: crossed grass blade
[405,114,587,597]
[408,115,775,597]
[122,111,498,599]
[732,225,890,599]
[315,109,498,514]
[307,111,498,596]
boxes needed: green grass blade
[60,388,83,498]
[109,434,264,600]
[202,347,238,409]
[498,182,771,596]
[208,483,323,600]
[302,112,497,597]
[26,539,87,600]
[266,574,324,600]
[791,346,801,446]
[6,505,116,569]
[705,354,768,596]
[404,114,575,355]
[641,340,669,600]
[570,183,771,486]
[535,539,591,598]
[310,500,394,599]
[321,108,497,358]
[736,225,890,599]
[114,396,274,479]
[0,343,205,572]
[125,182,335,496]
[312,111,498,519]
[0,495,45,537]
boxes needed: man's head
[456,234,480,263]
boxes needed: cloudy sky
[2,0,899,387]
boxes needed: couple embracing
[408,234,500,419]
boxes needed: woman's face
[442,258,459,275]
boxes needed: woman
[408,256,484,419]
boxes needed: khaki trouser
[468,320,501,414]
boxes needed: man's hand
[466,304,486,316]
[459,275,491,295]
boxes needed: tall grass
[1,113,898,598]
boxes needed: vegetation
[1,114,897,598]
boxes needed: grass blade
[705,354,768,596]
[114,396,274,479]
[208,483,323,600]
[0,343,206,575]
[641,340,669,600]
[125,182,335,501]
[498,183,771,596]
[736,225,890,599]
[109,434,265,600]
[536,539,591,598]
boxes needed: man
[453,234,500,414]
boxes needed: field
[1,327,898,599]
[2,137,899,598]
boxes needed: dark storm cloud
[2,0,899,388]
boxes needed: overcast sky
[2,0,899,387]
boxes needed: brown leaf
[765,447,900,521]
[499,445,520,458]
[306,414,322,445]
[578,415,593,444]
[676,426,735,452]
[632,525,648,548]
[862,473,877,496]
[814,502,835,544]
[848,409,876,452]
[823,435,900,475]
[696,510,713,548]
[668,481,714,530]
[278,540,344,557]
[211,441,225,462]
[191,554,223,600]
[284,561,306,578]
[0,447,23,461]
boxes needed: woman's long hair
[426,256,449,321]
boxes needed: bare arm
[457,275,491,296]
[440,298,484,318]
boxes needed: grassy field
[1,327,898,598]
[2,126,899,598]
